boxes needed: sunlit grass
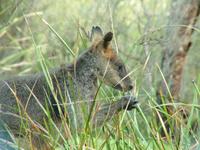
[0,0,200,150]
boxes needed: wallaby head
[89,26,133,92]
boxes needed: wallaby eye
[118,65,123,71]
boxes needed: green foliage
[0,0,200,149]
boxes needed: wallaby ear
[103,32,113,48]
[90,26,103,43]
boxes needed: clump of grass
[0,1,200,150]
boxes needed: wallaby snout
[115,83,133,92]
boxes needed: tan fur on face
[91,40,116,60]
[102,47,116,60]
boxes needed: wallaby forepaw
[121,95,138,110]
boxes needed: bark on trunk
[156,0,200,136]
[158,0,200,101]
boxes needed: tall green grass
[3,19,200,150]
[0,0,200,149]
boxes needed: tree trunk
[157,0,200,136]
[158,0,200,101]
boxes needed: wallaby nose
[128,85,133,90]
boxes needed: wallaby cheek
[106,71,121,87]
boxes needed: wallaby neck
[70,51,98,99]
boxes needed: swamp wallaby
[0,26,138,149]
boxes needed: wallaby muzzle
[114,83,133,92]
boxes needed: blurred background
[1,0,200,149]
